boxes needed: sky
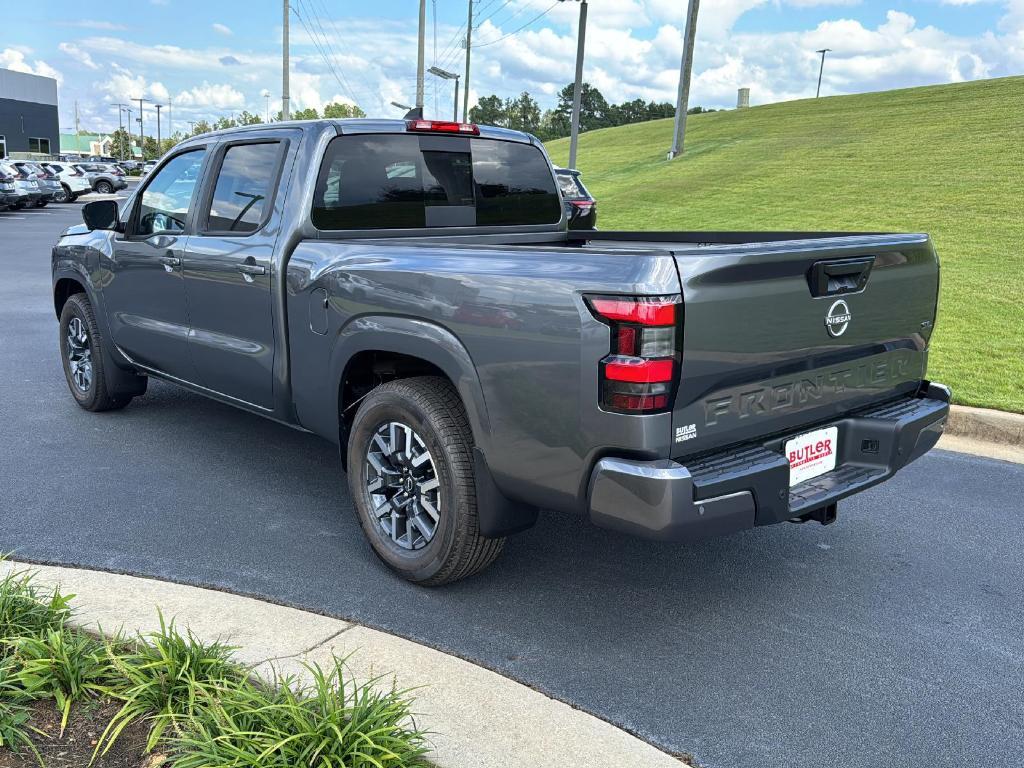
[2,0,1022,137]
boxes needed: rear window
[312,134,560,230]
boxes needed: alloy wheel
[365,421,441,551]
[66,317,93,393]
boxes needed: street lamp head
[428,66,459,81]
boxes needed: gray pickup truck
[51,118,950,585]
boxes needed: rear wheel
[53,185,71,203]
[35,199,48,208]
[94,180,113,195]
[59,294,138,412]
[347,377,504,586]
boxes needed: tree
[468,95,506,127]
[213,116,238,131]
[190,120,212,137]
[504,92,541,134]
[323,102,365,118]
[143,135,161,158]
[554,82,611,135]
[236,110,264,125]
[106,128,136,161]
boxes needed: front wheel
[59,294,135,412]
[347,377,505,586]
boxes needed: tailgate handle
[809,256,874,297]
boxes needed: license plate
[785,426,838,486]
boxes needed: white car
[43,162,93,203]
[139,160,158,178]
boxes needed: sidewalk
[0,560,686,768]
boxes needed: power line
[308,0,369,106]
[472,0,559,48]
[294,0,362,105]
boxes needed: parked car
[74,163,128,195]
[42,162,92,203]
[0,161,50,207]
[51,118,949,586]
[139,160,157,178]
[0,168,22,210]
[555,167,597,230]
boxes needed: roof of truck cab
[181,118,537,145]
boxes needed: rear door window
[312,133,560,230]
[202,142,281,233]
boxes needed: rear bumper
[587,383,950,541]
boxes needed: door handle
[159,256,181,272]
[236,264,268,280]
[808,256,874,297]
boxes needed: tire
[35,199,48,208]
[347,376,505,586]
[53,185,71,203]
[69,193,80,203]
[59,294,136,412]
[11,202,24,210]
[94,180,113,195]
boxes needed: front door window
[135,151,206,236]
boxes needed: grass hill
[547,76,1024,413]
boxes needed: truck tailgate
[668,234,939,459]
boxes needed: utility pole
[282,0,291,120]
[815,48,831,98]
[566,0,588,170]
[188,121,197,136]
[462,0,473,122]
[167,96,172,138]
[416,0,426,111]
[155,104,163,155]
[432,0,438,117]
[74,101,81,156]
[264,91,271,122]
[669,0,700,159]
[134,96,147,161]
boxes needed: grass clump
[171,661,430,767]
[0,560,432,767]
[97,612,241,755]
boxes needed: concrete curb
[1,560,685,768]
[946,404,1024,447]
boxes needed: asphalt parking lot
[1,200,1022,768]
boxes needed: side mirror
[82,199,121,231]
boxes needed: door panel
[104,148,207,380]
[182,138,294,409]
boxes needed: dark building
[0,67,60,159]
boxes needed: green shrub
[170,659,430,767]
[97,612,241,755]
[0,563,72,643]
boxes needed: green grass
[547,76,1024,413]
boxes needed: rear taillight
[406,119,480,135]
[586,294,681,414]
[570,199,594,213]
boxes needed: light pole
[122,106,134,162]
[188,121,197,136]
[815,48,831,98]
[416,0,426,111]
[669,0,700,159]
[428,66,460,122]
[133,96,148,161]
[154,104,163,155]
[282,0,291,119]
[264,91,271,122]
[562,0,588,169]
[110,103,128,160]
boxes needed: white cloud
[0,48,63,85]
[212,23,233,36]
[61,19,129,31]
[58,42,99,71]
[173,82,246,108]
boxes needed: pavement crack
[250,624,357,668]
